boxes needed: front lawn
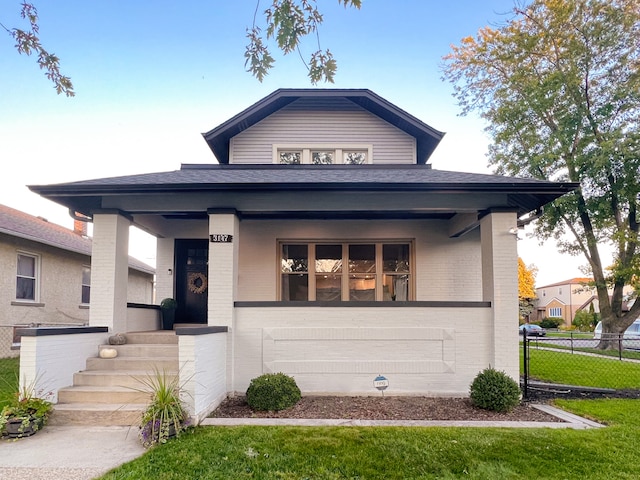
[0,357,19,409]
[523,347,640,389]
[100,399,640,479]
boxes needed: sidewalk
[0,425,145,480]
[0,405,602,480]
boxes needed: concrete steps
[50,331,179,427]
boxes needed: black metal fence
[521,330,640,400]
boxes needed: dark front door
[175,239,208,324]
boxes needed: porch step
[73,370,178,388]
[86,356,178,372]
[57,385,152,404]
[53,332,181,426]
[98,343,178,358]
[124,331,179,345]
[48,403,147,426]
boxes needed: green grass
[533,342,640,360]
[0,357,19,409]
[522,347,640,389]
[99,399,640,479]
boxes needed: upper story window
[280,241,412,302]
[275,145,372,165]
[16,252,39,301]
[81,266,91,304]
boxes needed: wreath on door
[187,272,208,294]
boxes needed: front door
[175,239,208,324]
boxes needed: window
[16,253,39,301]
[81,266,91,304]
[280,242,412,301]
[548,307,562,317]
[274,145,372,164]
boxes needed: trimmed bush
[469,367,520,413]
[539,317,564,329]
[246,373,301,411]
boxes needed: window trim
[548,307,562,318]
[81,265,91,305]
[273,144,373,164]
[278,240,414,302]
[16,251,40,302]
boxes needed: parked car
[519,324,546,337]
[593,319,640,348]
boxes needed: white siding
[230,99,416,165]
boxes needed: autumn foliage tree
[518,258,537,321]
[443,0,640,349]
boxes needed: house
[535,277,634,326]
[24,89,577,422]
[0,204,155,358]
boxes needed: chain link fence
[521,331,640,400]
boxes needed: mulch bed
[209,395,564,422]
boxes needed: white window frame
[81,265,91,305]
[273,144,373,164]
[548,307,562,317]
[16,252,40,302]
[278,240,413,302]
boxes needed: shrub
[246,373,301,411]
[540,317,563,329]
[469,367,520,413]
[573,310,599,332]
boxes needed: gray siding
[230,98,416,164]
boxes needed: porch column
[480,211,519,380]
[89,212,130,332]
[208,210,239,392]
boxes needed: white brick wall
[179,331,227,422]
[20,331,109,403]
[90,214,130,331]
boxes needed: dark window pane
[349,244,375,273]
[316,274,341,301]
[349,274,375,301]
[281,274,308,301]
[383,244,410,272]
[82,285,91,304]
[16,277,35,300]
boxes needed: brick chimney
[73,216,88,237]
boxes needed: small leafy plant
[469,367,521,413]
[134,368,190,448]
[246,372,301,411]
[0,376,53,438]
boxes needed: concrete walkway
[0,405,602,480]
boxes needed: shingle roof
[0,204,154,274]
[537,278,593,289]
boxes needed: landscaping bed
[210,395,563,422]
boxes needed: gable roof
[0,204,154,275]
[202,89,445,165]
[537,278,593,289]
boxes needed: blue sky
[0,0,592,284]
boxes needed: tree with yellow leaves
[518,258,537,321]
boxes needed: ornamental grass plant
[133,367,190,448]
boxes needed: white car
[593,319,640,348]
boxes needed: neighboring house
[534,278,595,325]
[0,204,155,357]
[535,277,634,325]
[27,89,576,408]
